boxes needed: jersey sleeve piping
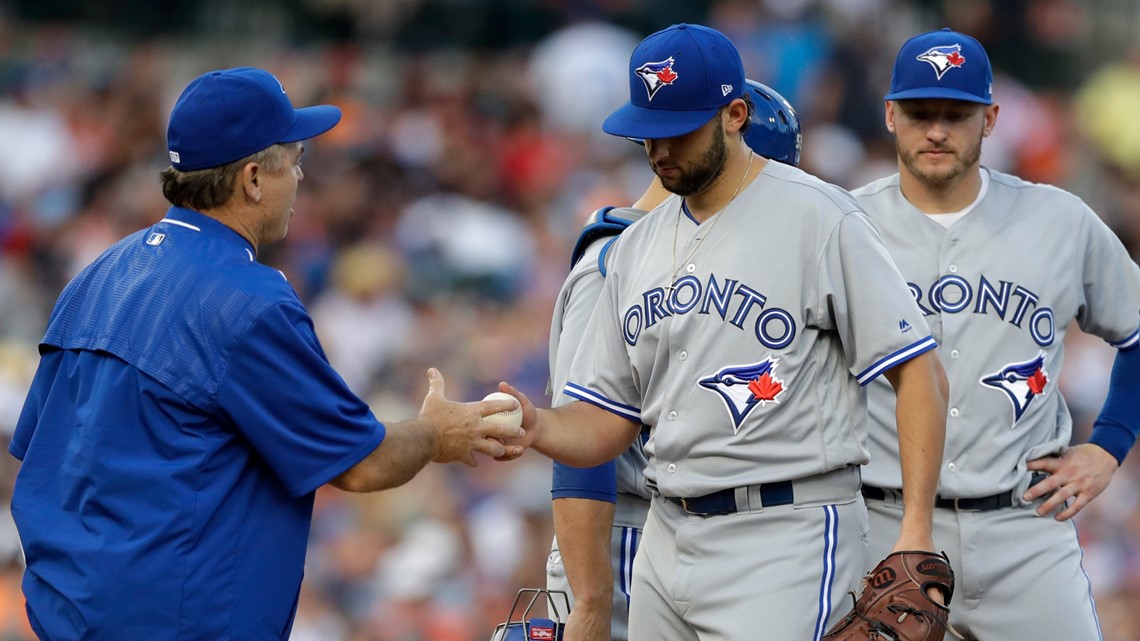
[1108,328,1140,351]
[855,335,937,386]
[563,382,642,423]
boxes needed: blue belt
[862,472,1047,513]
[667,481,794,516]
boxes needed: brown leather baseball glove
[823,551,957,641]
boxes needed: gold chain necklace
[666,151,755,292]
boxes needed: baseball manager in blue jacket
[8,66,524,641]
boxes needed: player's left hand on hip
[1024,444,1119,521]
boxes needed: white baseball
[482,391,523,428]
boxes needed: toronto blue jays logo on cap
[980,352,1048,427]
[699,357,787,432]
[886,29,992,104]
[634,57,679,101]
[916,44,966,80]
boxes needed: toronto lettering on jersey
[622,273,797,348]
[909,274,1055,346]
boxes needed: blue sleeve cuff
[551,459,617,503]
[1089,345,1140,465]
[1089,420,1133,466]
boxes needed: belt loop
[735,486,750,512]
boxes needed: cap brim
[602,101,720,140]
[885,88,992,105]
[281,104,343,143]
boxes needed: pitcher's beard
[656,127,729,197]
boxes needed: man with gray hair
[9,66,523,641]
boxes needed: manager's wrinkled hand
[420,368,525,466]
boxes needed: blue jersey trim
[563,383,642,423]
[812,505,839,641]
[856,335,937,386]
[620,526,639,607]
[1108,327,1140,351]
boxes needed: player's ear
[982,103,999,138]
[884,101,897,134]
[723,97,749,135]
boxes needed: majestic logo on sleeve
[699,357,787,432]
[635,57,679,100]
[916,44,966,80]
[980,353,1049,427]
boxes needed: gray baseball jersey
[855,169,1140,495]
[562,160,934,638]
[854,168,1140,639]
[548,205,654,511]
[564,160,935,497]
[546,206,653,641]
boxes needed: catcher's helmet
[742,80,801,167]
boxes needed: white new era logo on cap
[721,84,733,96]
[169,151,181,163]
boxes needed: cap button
[677,24,688,30]
[941,27,952,31]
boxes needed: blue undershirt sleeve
[552,459,617,503]
[1088,345,1140,465]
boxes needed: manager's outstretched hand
[421,368,527,466]
[332,369,527,492]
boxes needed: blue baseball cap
[602,24,745,140]
[885,28,993,105]
[167,67,342,171]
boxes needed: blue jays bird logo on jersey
[980,353,1049,427]
[916,44,966,80]
[699,357,787,432]
[635,57,679,101]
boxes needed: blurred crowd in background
[2,0,1140,639]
